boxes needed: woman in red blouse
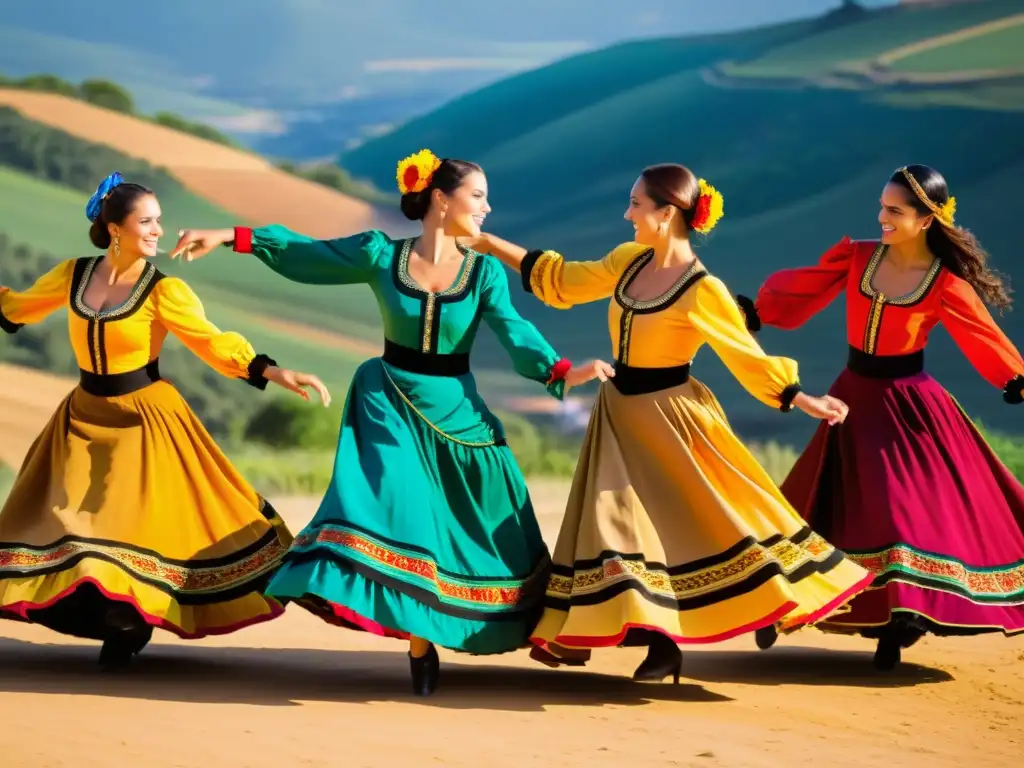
[737,164,1024,670]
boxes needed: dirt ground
[0,486,1021,767]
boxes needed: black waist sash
[846,346,924,379]
[611,363,691,395]
[382,339,470,377]
[79,360,162,396]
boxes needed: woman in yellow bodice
[474,164,874,682]
[0,173,329,670]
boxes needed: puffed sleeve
[940,275,1024,404]
[232,225,386,285]
[687,275,802,411]
[739,237,856,333]
[155,277,275,388]
[480,258,571,399]
[0,259,74,333]
[520,243,640,309]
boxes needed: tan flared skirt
[529,377,872,657]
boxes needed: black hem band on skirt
[79,360,162,397]
[846,346,924,379]
[611,363,691,395]
[382,339,470,377]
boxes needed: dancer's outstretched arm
[171,226,385,286]
[0,259,75,333]
[470,233,642,310]
[155,276,330,405]
[477,258,613,399]
[736,236,856,334]
[687,275,847,424]
[940,274,1024,404]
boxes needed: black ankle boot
[755,625,779,650]
[409,644,440,696]
[632,633,682,683]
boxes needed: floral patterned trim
[291,523,549,613]
[0,524,287,599]
[846,544,1024,602]
[546,530,839,607]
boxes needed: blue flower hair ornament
[85,172,124,222]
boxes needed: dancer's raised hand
[264,366,332,407]
[170,228,235,261]
[564,359,616,388]
[793,392,848,425]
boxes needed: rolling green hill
[340,0,1024,443]
[888,18,1024,74]
[720,0,1019,77]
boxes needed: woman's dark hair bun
[400,190,430,221]
[89,219,112,249]
[85,181,154,250]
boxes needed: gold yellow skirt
[0,380,292,639]
[529,377,873,659]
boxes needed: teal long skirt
[265,358,551,654]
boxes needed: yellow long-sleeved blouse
[523,243,800,409]
[0,257,265,384]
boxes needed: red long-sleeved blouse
[744,237,1024,402]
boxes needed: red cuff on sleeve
[547,358,572,384]
[233,226,253,254]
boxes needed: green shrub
[977,423,1024,481]
[226,446,335,496]
[151,111,239,148]
[78,79,135,114]
[243,395,342,450]
[275,161,396,206]
[1,71,237,148]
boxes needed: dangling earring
[108,232,121,286]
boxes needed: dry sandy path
[0,491,1020,767]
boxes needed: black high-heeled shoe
[632,633,682,683]
[873,634,901,671]
[755,625,778,650]
[98,631,142,672]
[409,644,440,696]
[98,608,153,672]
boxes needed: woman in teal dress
[171,149,609,696]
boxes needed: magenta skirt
[781,350,1024,639]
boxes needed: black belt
[611,363,691,395]
[79,360,162,396]
[382,339,470,377]
[846,346,924,379]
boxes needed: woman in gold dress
[0,173,330,670]
[473,164,874,681]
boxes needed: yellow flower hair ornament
[691,178,724,234]
[397,149,442,195]
[898,166,956,228]
[937,196,956,227]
